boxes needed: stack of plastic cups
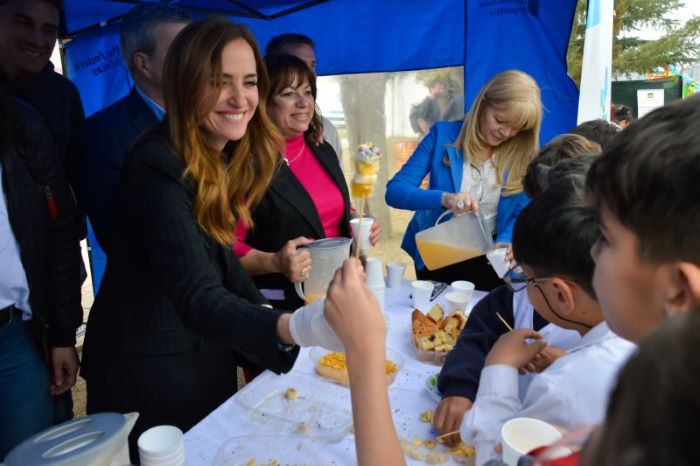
[138,425,185,466]
[364,257,385,311]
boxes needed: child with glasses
[434,149,601,446]
[460,180,635,465]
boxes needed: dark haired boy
[569,119,619,149]
[460,181,635,465]
[587,94,700,343]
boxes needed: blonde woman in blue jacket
[386,70,542,290]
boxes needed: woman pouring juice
[385,70,542,290]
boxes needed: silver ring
[301,267,310,278]
[456,199,464,209]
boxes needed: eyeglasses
[469,163,484,202]
[504,265,581,292]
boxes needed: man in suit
[77,3,190,246]
[265,33,345,166]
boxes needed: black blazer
[77,89,159,245]
[244,140,352,310]
[82,122,297,400]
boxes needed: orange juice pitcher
[415,211,494,271]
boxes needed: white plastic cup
[411,280,434,311]
[487,247,510,278]
[138,425,184,466]
[450,280,475,302]
[350,217,374,253]
[368,283,385,312]
[385,261,406,289]
[364,257,384,287]
[500,417,563,466]
[444,291,470,314]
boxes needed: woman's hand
[273,236,313,282]
[494,242,514,267]
[441,192,480,216]
[369,217,381,246]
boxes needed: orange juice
[304,293,325,304]
[416,240,484,270]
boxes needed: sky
[636,1,700,41]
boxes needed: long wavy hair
[265,54,323,143]
[162,17,283,244]
[453,70,542,196]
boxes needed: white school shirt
[461,321,635,466]
[511,290,582,398]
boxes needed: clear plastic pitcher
[415,211,494,271]
[294,237,352,303]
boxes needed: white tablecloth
[184,281,486,466]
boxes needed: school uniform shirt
[461,321,635,466]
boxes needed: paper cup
[487,247,510,278]
[138,425,184,465]
[411,280,434,311]
[350,217,374,253]
[385,261,406,289]
[444,291,470,314]
[500,418,563,466]
[364,257,384,288]
[368,283,385,312]
[450,280,475,301]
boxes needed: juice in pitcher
[416,239,484,271]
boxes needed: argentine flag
[577,0,614,123]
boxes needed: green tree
[567,0,700,85]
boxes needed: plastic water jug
[4,412,139,466]
[415,211,494,271]
[294,237,352,303]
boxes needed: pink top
[233,135,345,257]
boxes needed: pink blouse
[233,135,345,257]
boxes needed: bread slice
[427,303,444,323]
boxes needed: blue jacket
[385,121,530,270]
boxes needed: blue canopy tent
[60,0,580,289]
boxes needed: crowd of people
[1,0,699,465]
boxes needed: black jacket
[244,140,352,310]
[0,63,85,186]
[77,90,159,245]
[82,122,298,375]
[0,96,83,348]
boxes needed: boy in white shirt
[461,180,635,465]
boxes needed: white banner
[577,0,614,124]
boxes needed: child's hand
[433,396,473,446]
[324,258,384,356]
[485,329,547,368]
[520,346,567,373]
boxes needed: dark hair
[546,156,597,192]
[569,119,620,149]
[265,54,323,142]
[522,133,601,197]
[119,1,191,73]
[611,103,633,124]
[513,180,599,297]
[584,311,700,466]
[265,33,315,58]
[586,94,700,265]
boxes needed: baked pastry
[316,352,398,385]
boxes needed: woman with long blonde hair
[81,18,335,459]
[386,70,542,290]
